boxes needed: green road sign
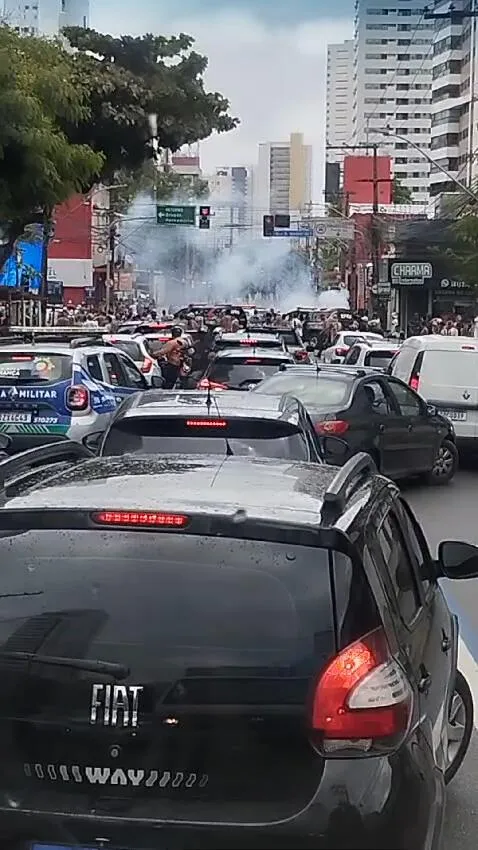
[156,205,196,225]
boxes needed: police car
[0,327,163,452]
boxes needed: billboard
[343,155,392,205]
[0,240,44,292]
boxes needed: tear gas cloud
[121,191,349,312]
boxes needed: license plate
[0,411,32,423]
[438,409,467,421]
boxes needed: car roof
[350,340,400,350]
[271,363,383,379]
[0,343,75,356]
[4,454,339,527]
[118,390,301,420]
[212,347,294,360]
[402,334,478,350]
[219,331,280,342]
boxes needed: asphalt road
[406,465,478,850]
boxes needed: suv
[0,328,162,452]
[321,331,384,364]
[0,445,473,849]
[97,389,323,462]
[198,347,295,390]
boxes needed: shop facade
[388,259,477,331]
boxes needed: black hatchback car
[96,390,323,462]
[0,444,473,850]
[254,364,458,484]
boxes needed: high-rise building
[255,132,312,219]
[430,0,475,197]
[3,0,89,36]
[326,41,355,162]
[352,0,434,204]
[205,166,254,246]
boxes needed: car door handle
[407,423,413,432]
[378,423,385,433]
[418,669,432,693]
[441,630,451,653]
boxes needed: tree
[0,26,104,268]
[393,177,413,204]
[62,28,238,181]
[111,161,209,213]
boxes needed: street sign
[156,205,196,225]
[314,219,355,241]
[272,229,311,238]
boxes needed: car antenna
[316,361,321,378]
[206,383,212,411]
[211,391,233,456]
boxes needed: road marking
[459,637,478,728]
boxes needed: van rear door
[419,345,478,439]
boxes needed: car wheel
[445,670,473,784]
[426,439,458,485]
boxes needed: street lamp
[377,128,478,205]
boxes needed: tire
[444,670,474,784]
[426,438,458,486]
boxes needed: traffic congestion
[0,299,477,850]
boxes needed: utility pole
[106,216,116,315]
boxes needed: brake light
[141,358,153,373]
[335,347,348,357]
[245,358,262,363]
[240,339,258,345]
[186,419,227,427]
[462,345,476,350]
[66,385,90,411]
[315,419,349,435]
[311,627,412,745]
[93,511,188,527]
[295,350,310,362]
[409,376,419,392]
[11,355,33,361]
[197,378,227,390]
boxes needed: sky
[91,0,354,199]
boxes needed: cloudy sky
[91,0,354,197]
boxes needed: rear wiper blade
[0,651,129,680]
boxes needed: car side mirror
[437,540,478,579]
[426,404,437,417]
[319,435,349,464]
[0,434,11,453]
[151,374,165,389]
[82,432,102,453]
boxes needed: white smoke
[120,190,318,309]
[316,288,350,311]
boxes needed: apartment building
[255,133,312,219]
[430,0,476,196]
[326,40,355,161]
[352,0,434,204]
[3,0,89,35]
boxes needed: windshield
[255,374,351,408]
[101,417,310,461]
[208,357,290,387]
[0,352,71,384]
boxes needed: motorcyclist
[156,326,185,389]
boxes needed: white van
[390,334,478,447]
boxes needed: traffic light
[263,214,274,237]
[199,205,211,229]
[274,214,290,229]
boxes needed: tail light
[311,627,412,752]
[197,378,227,390]
[66,385,90,411]
[141,358,154,373]
[335,347,348,357]
[295,350,310,362]
[409,376,419,392]
[315,419,349,435]
[93,511,188,527]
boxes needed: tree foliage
[62,28,239,180]
[0,25,103,266]
[393,177,412,204]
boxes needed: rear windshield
[215,338,282,350]
[0,352,71,384]
[109,341,142,361]
[276,331,298,346]
[143,337,172,356]
[0,531,334,675]
[209,357,290,388]
[343,335,364,347]
[364,351,397,369]
[101,417,310,461]
[255,374,351,408]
